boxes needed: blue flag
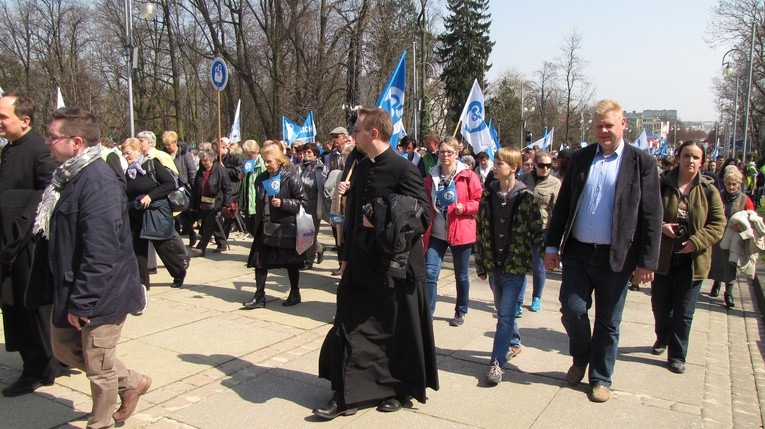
[282,117,302,143]
[282,112,316,145]
[485,119,500,161]
[711,138,720,160]
[659,140,669,157]
[375,51,407,147]
[263,173,281,197]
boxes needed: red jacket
[423,163,483,249]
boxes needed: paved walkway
[1,231,764,428]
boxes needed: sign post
[210,57,228,163]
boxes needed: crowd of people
[0,92,762,427]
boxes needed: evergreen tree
[436,0,494,128]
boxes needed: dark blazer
[48,159,144,328]
[545,143,663,272]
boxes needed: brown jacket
[656,168,726,280]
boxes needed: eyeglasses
[46,134,75,144]
[536,163,552,169]
[439,150,456,156]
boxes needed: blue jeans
[650,253,701,364]
[559,239,631,387]
[489,270,525,366]
[518,244,546,306]
[426,237,472,316]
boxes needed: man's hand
[634,267,654,283]
[478,273,487,281]
[544,252,559,272]
[67,314,90,331]
[339,261,347,277]
[337,181,350,195]
[271,197,281,208]
[454,203,464,215]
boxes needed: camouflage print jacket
[474,182,544,277]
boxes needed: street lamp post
[579,111,591,144]
[124,0,156,137]
[722,48,744,160]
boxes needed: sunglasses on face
[537,163,552,169]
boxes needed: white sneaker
[131,284,148,316]
[485,361,504,385]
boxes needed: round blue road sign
[210,57,228,91]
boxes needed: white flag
[229,99,241,143]
[543,127,554,151]
[633,129,648,150]
[459,79,494,154]
[56,87,65,109]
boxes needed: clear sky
[485,0,726,121]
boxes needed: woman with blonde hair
[243,144,308,308]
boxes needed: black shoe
[147,267,158,274]
[242,291,266,309]
[651,341,667,355]
[171,277,184,288]
[2,375,55,397]
[449,312,464,327]
[212,244,229,253]
[282,290,301,307]
[312,399,357,420]
[376,396,411,412]
[316,249,324,264]
[301,263,313,271]
[628,283,640,291]
[669,360,686,374]
[710,282,721,297]
[725,292,735,308]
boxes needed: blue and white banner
[486,118,500,161]
[710,138,720,160]
[375,51,407,147]
[282,117,301,143]
[527,127,553,151]
[658,139,669,157]
[281,112,316,145]
[459,79,494,154]
[229,99,241,143]
[633,129,649,151]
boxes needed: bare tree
[556,29,592,148]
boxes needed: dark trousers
[3,304,55,378]
[197,209,226,251]
[651,253,701,363]
[559,239,631,387]
[130,214,188,288]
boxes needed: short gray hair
[136,130,157,147]
[198,149,216,161]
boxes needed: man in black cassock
[0,91,60,396]
[314,108,439,419]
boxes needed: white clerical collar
[369,145,391,163]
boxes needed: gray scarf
[34,144,103,238]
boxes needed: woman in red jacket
[424,137,483,326]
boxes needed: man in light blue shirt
[544,99,662,404]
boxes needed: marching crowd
[0,93,763,427]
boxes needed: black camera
[673,222,687,239]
